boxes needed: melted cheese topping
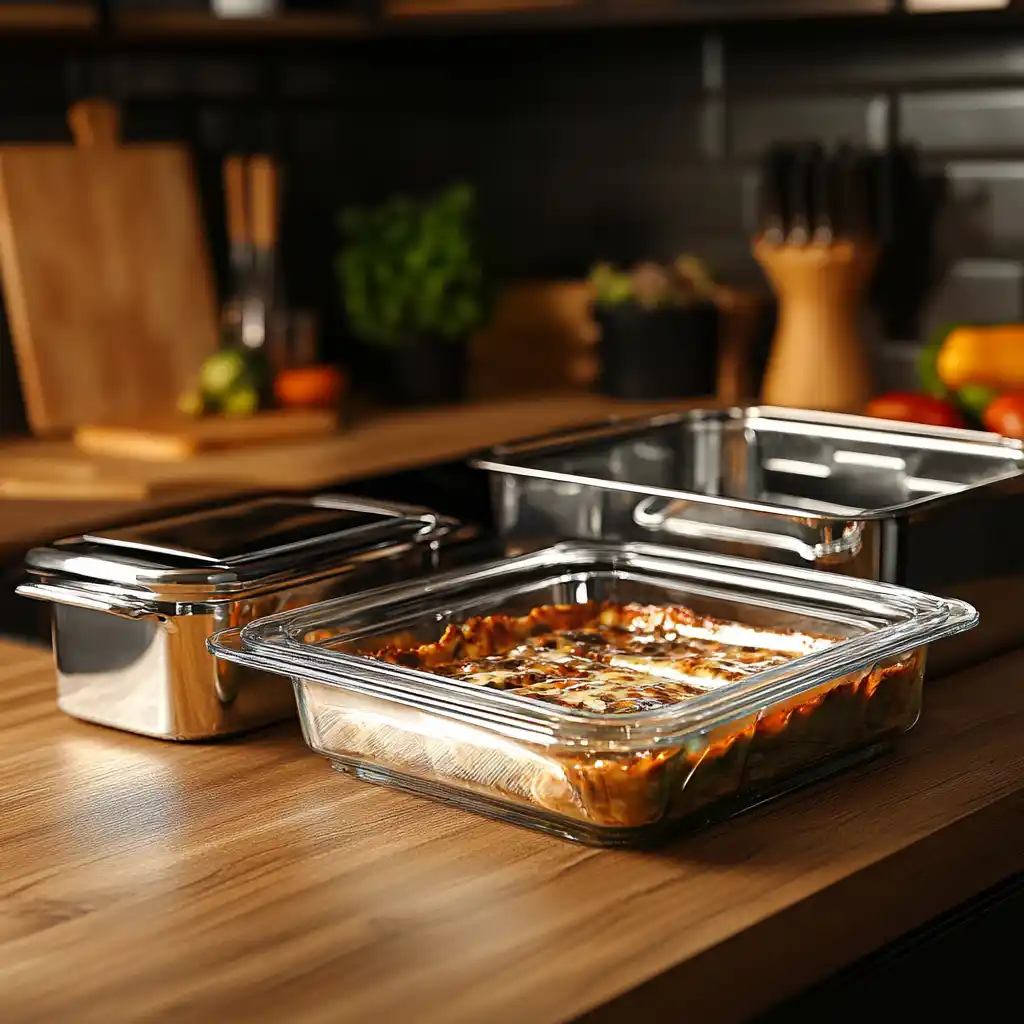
[369,602,839,715]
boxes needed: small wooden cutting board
[73,408,340,462]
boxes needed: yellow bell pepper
[937,324,1024,391]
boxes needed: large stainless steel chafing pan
[17,494,474,740]
[474,407,1024,673]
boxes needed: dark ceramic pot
[358,336,467,408]
[595,301,719,400]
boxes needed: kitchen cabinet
[0,2,95,32]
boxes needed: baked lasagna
[301,601,923,834]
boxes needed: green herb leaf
[337,183,489,347]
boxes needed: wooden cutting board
[73,409,341,462]
[0,440,207,500]
[0,99,219,435]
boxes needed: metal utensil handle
[16,580,157,621]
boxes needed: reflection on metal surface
[762,457,832,479]
[476,407,1024,673]
[19,494,478,741]
[633,495,865,562]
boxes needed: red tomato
[982,393,1024,439]
[864,392,965,429]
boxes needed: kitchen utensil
[754,141,878,413]
[758,144,791,247]
[208,540,976,845]
[17,495,469,740]
[219,152,282,354]
[831,142,868,241]
[221,154,252,349]
[0,98,219,434]
[474,406,1024,675]
[244,154,281,353]
[786,142,817,247]
[73,407,340,462]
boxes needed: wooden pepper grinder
[755,143,878,413]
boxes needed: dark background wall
[3,11,1024,427]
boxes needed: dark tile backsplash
[900,89,1024,159]
[725,23,1024,90]
[728,94,889,158]
[2,15,1024,414]
[942,162,1024,258]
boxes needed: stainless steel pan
[474,407,1024,674]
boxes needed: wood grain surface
[73,409,341,462]
[0,4,95,31]
[0,394,702,535]
[0,637,1021,1023]
[0,116,219,434]
[115,11,369,39]
[388,0,580,16]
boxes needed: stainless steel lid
[24,495,454,602]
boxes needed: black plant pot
[364,336,467,408]
[595,301,719,400]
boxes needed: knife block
[754,237,878,413]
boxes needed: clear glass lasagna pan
[208,541,978,846]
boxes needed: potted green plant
[337,183,488,407]
[589,255,720,400]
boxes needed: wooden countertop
[0,394,700,558]
[1,637,1021,1022]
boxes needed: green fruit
[199,349,249,399]
[917,323,958,398]
[958,384,999,419]
[221,386,259,418]
[177,389,204,418]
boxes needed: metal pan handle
[312,494,437,521]
[16,580,158,621]
[311,494,460,547]
[632,495,861,562]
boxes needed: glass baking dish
[209,542,977,846]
